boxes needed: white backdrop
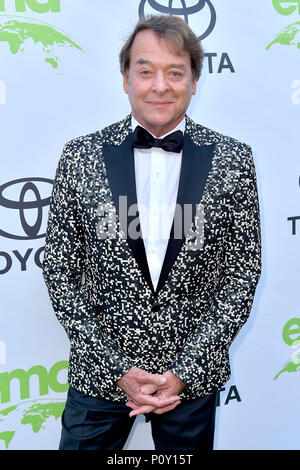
[0,0,299,450]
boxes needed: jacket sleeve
[168,146,262,393]
[42,142,132,395]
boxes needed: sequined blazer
[42,114,261,402]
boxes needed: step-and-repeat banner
[0,0,299,450]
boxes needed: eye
[170,71,183,78]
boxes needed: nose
[151,72,169,94]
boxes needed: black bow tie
[132,125,184,153]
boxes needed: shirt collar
[131,114,185,139]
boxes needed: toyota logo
[0,177,53,240]
[138,0,216,41]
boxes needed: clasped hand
[116,366,186,417]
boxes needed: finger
[126,396,154,409]
[129,398,182,417]
[129,404,155,417]
[152,399,181,415]
[135,393,180,408]
[126,396,151,408]
[150,388,169,399]
[126,400,138,409]
[126,397,154,409]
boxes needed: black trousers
[59,386,217,450]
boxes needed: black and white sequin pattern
[42,114,261,401]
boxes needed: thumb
[140,383,158,394]
[137,371,167,386]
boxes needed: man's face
[123,29,198,137]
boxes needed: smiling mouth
[148,101,173,105]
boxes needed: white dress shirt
[132,115,185,291]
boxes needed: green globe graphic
[274,340,300,380]
[266,21,300,50]
[0,15,83,69]
[0,399,65,449]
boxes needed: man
[42,15,261,451]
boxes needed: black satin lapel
[155,136,215,295]
[102,136,154,294]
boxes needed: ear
[123,73,129,94]
[192,77,198,96]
